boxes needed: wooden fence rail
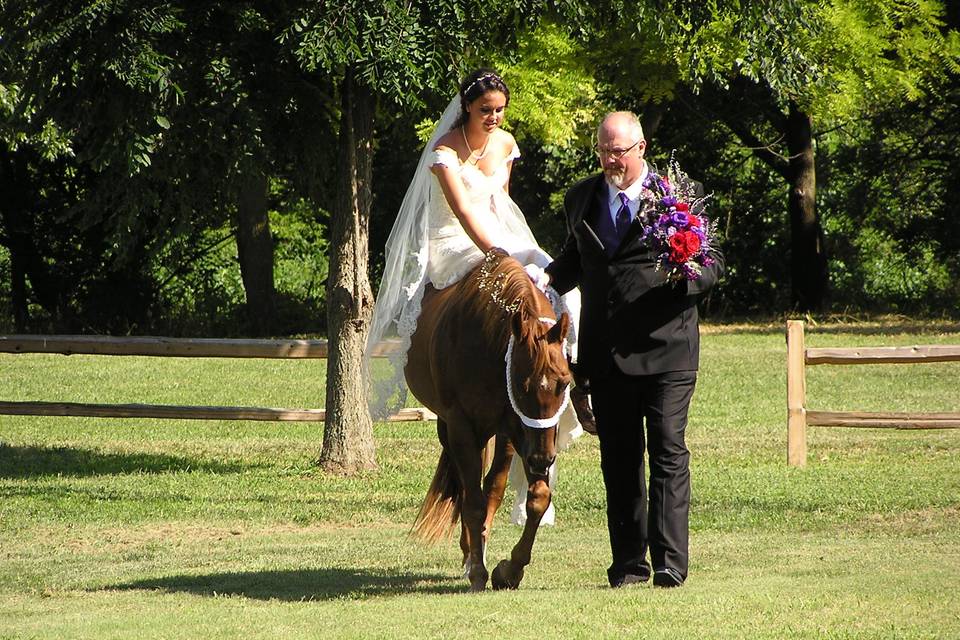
[786,320,960,467]
[0,334,435,423]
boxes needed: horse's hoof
[468,575,488,592]
[491,560,523,590]
[467,565,488,592]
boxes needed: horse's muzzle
[526,452,556,478]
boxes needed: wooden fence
[0,334,437,423]
[786,320,960,467]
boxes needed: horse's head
[507,309,572,477]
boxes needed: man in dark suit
[544,111,724,588]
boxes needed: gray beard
[605,171,626,189]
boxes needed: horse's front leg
[482,435,514,538]
[491,464,551,590]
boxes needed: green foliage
[0,2,345,333]
[811,0,959,119]
[269,203,329,314]
[854,229,950,304]
[1,0,958,331]
[649,101,794,314]
[281,0,543,108]
[816,65,960,314]
[663,0,960,123]
[152,194,330,337]
[496,22,603,146]
[151,228,245,336]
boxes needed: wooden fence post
[786,320,807,467]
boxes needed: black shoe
[609,572,649,588]
[570,383,597,435]
[652,568,683,588]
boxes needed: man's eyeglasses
[594,139,641,160]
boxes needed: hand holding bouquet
[640,155,716,282]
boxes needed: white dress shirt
[607,162,650,228]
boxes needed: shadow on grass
[0,443,248,478]
[108,567,464,600]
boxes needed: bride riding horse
[406,248,571,592]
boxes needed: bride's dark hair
[451,68,510,130]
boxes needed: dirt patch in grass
[859,506,960,535]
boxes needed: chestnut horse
[405,249,571,592]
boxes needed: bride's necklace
[461,126,491,163]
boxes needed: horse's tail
[411,446,461,543]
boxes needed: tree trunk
[641,100,666,140]
[8,244,29,332]
[235,169,275,335]
[785,101,828,311]
[319,67,377,474]
[0,149,67,330]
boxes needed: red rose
[675,202,689,212]
[688,215,701,228]
[669,233,691,263]
[668,230,700,263]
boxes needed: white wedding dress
[365,97,582,526]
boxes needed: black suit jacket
[546,173,725,379]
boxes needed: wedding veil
[363,95,463,419]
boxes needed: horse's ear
[547,313,569,344]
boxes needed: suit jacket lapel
[572,175,607,255]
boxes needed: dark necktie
[616,192,631,238]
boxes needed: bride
[365,68,592,525]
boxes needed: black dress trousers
[592,367,697,584]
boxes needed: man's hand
[523,264,551,292]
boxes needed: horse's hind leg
[491,464,551,590]
[461,435,495,573]
[447,422,490,592]
[461,434,514,573]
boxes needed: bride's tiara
[462,72,502,97]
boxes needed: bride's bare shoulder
[496,129,517,146]
[433,130,461,153]
[494,129,518,155]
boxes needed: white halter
[504,316,571,429]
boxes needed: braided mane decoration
[463,249,566,408]
[476,248,524,315]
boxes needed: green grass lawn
[1,322,959,639]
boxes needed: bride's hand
[524,264,550,292]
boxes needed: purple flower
[642,157,713,282]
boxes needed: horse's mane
[459,249,558,378]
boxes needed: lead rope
[504,317,570,429]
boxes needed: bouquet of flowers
[639,154,717,281]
